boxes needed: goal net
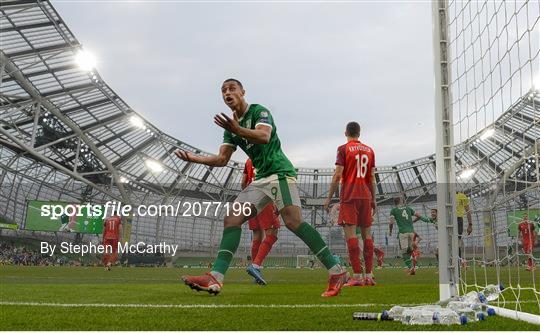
[433,0,539,324]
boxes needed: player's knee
[280,206,302,230]
[252,230,263,241]
[343,225,357,239]
[266,228,278,237]
[284,219,301,231]
[224,214,244,228]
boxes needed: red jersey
[103,216,121,240]
[244,158,255,185]
[335,140,375,201]
[519,221,536,243]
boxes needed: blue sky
[54,0,435,167]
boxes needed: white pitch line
[0,301,418,309]
[1,300,536,309]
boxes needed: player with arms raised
[102,214,122,271]
[518,213,536,271]
[324,121,377,286]
[243,158,280,285]
[175,79,345,296]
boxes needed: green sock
[293,222,337,269]
[403,253,412,269]
[211,226,242,275]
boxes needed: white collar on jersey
[236,103,250,122]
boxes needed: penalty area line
[0,301,422,309]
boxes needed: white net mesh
[444,0,539,317]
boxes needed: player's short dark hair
[223,78,243,88]
[345,122,361,137]
[431,208,438,212]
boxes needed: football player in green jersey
[175,79,345,296]
[415,208,438,226]
[388,196,423,275]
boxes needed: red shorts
[338,199,372,227]
[248,203,280,231]
[523,241,534,254]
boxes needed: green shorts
[398,232,415,252]
[235,174,301,213]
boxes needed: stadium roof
[1,0,538,213]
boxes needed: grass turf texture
[0,266,538,330]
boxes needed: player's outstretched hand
[174,149,193,162]
[323,198,331,213]
[371,200,377,215]
[214,113,240,134]
[467,223,473,235]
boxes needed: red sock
[374,248,384,267]
[364,238,374,275]
[251,239,261,261]
[346,237,362,275]
[253,234,277,266]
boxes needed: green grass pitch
[0,266,538,330]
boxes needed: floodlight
[75,50,96,71]
[129,116,145,129]
[145,159,163,173]
[480,128,495,140]
[458,168,475,180]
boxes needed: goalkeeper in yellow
[456,191,473,267]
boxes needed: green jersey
[419,216,437,225]
[390,206,416,234]
[222,104,296,180]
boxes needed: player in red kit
[518,213,536,271]
[355,230,385,269]
[411,232,422,271]
[243,158,280,285]
[374,246,385,269]
[102,214,122,271]
[325,121,377,287]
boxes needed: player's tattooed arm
[389,215,395,235]
[324,165,344,212]
[174,144,234,167]
[238,124,271,144]
[214,113,271,144]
